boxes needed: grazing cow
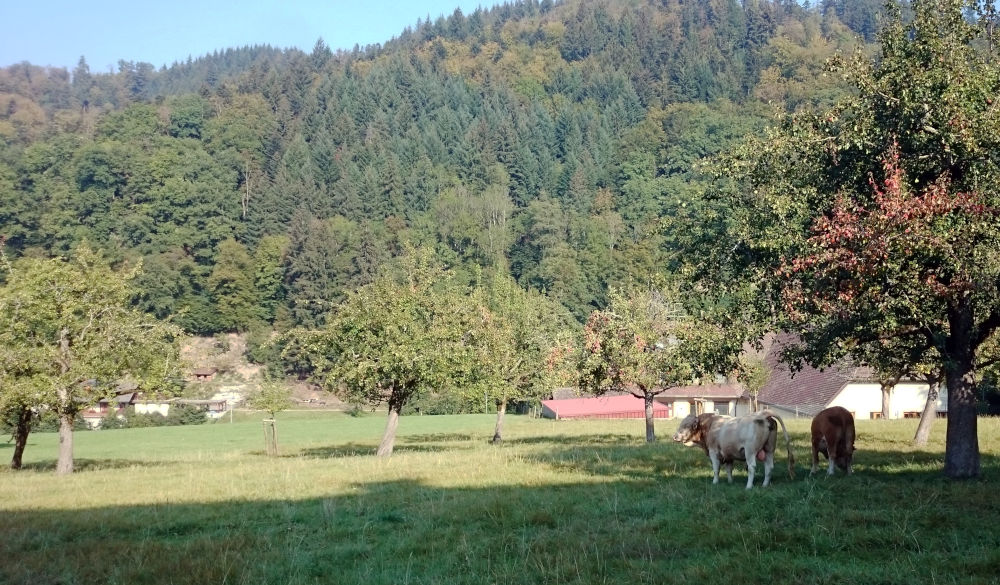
[810,406,856,475]
[672,411,795,489]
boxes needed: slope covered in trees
[0,0,872,332]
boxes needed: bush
[165,404,210,426]
[245,326,284,378]
[99,409,129,430]
[126,411,170,428]
[32,411,89,432]
[403,392,478,415]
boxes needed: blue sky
[2,0,497,72]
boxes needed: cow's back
[710,414,774,460]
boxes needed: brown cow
[810,406,856,475]
[672,410,795,489]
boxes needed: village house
[541,384,751,420]
[541,332,946,422]
[192,367,218,382]
[756,335,948,420]
[80,392,138,428]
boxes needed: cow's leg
[744,452,757,489]
[709,452,721,484]
[827,437,838,475]
[762,450,775,487]
[811,436,826,475]
[725,461,734,483]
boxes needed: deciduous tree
[289,247,476,456]
[0,244,182,473]
[692,0,1000,478]
[469,267,572,443]
[577,289,736,443]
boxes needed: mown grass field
[2,412,1000,585]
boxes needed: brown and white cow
[672,411,795,489]
[810,406,856,475]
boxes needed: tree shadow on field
[402,432,480,444]
[11,458,173,473]
[520,432,1000,485]
[5,476,1000,585]
[297,442,451,459]
[506,433,632,447]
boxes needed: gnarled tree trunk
[913,379,940,447]
[492,399,507,444]
[10,406,32,470]
[56,411,75,475]
[56,330,75,475]
[377,405,401,457]
[643,394,656,443]
[943,307,979,479]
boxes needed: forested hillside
[0,0,881,334]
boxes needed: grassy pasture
[2,413,1000,585]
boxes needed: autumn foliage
[779,144,998,325]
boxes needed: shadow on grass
[505,433,633,447]
[402,432,481,443]
[11,458,173,472]
[4,472,1000,585]
[517,430,1000,486]
[296,442,452,459]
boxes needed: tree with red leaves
[689,0,1000,478]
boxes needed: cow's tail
[762,410,795,480]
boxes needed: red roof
[541,395,671,420]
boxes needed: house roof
[757,334,871,416]
[541,395,670,418]
[656,383,745,400]
[552,383,744,401]
[192,367,218,376]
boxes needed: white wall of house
[672,401,692,418]
[829,382,948,420]
[135,402,171,416]
[664,398,752,418]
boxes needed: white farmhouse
[757,335,947,420]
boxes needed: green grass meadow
[3,412,1000,585]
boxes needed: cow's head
[835,444,857,470]
[672,414,701,446]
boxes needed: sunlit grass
[3,414,1000,584]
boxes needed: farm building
[541,394,670,420]
[757,335,948,420]
[654,383,750,418]
[80,392,137,428]
[541,383,749,420]
[192,367,218,381]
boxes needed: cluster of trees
[0,0,867,333]
[281,249,575,454]
[3,0,1000,481]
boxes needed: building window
[715,402,729,416]
[870,411,883,419]
[903,412,921,419]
